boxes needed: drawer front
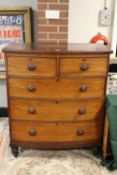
[60,57,107,75]
[7,56,56,76]
[8,78,105,98]
[11,121,101,142]
[10,99,104,121]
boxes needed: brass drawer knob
[80,64,89,71]
[28,85,35,92]
[28,108,36,114]
[77,129,85,136]
[27,64,36,71]
[80,85,87,92]
[29,129,37,136]
[79,108,86,115]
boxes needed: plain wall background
[0,0,115,107]
[0,80,7,107]
[111,0,117,57]
[68,0,115,43]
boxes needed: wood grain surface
[60,57,107,75]
[7,56,56,77]
[10,98,104,122]
[8,77,105,98]
[11,120,102,142]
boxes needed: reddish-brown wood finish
[8,77,105,98]
[11,120,102,142]
[10,98,104,122]
[60,57,107,76]
[3,43,112,156]
[7,56,56,76]
[3,43,112,54]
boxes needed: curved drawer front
[11,121,101,142]
[8,78,105,98]
[7,56,56,77]
[10,98,104,121]
[60,57,107,76]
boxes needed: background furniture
[103,95,117,170]
[102,113,111,159]
[102,64,117,159]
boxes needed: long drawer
[7,56,56,77]
[8,77,105,98]
[10,98,104,121]
[11,120,102,142]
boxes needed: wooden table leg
[102,113,109,159]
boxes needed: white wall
[68,0,115,43]
[111,0,117,57]
[0,0,37,8]
[0,80,7,107]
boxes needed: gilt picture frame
[0,7,32,79]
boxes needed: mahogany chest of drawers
[3,43,112,157]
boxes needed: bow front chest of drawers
[3,43,112,157]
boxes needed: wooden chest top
[3,43,112,54]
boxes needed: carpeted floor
[0,118,117,175]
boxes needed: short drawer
[7,56,56,77]
[11,121,102,142]
[8,77,105,98]
[10,98,104,121]
[60,57,108,76]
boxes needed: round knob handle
[29,129,37,136]
[28,108,36,114]
[79,108,86,115]
[77,129,85,136]
[80,64,89,71]
[27,64,36,71]
[80,85,87,92]
[28,85,35,92]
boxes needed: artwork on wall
[0,7,32,79]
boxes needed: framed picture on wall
[0,7,32,79]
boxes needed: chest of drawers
[3,43,112,157]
